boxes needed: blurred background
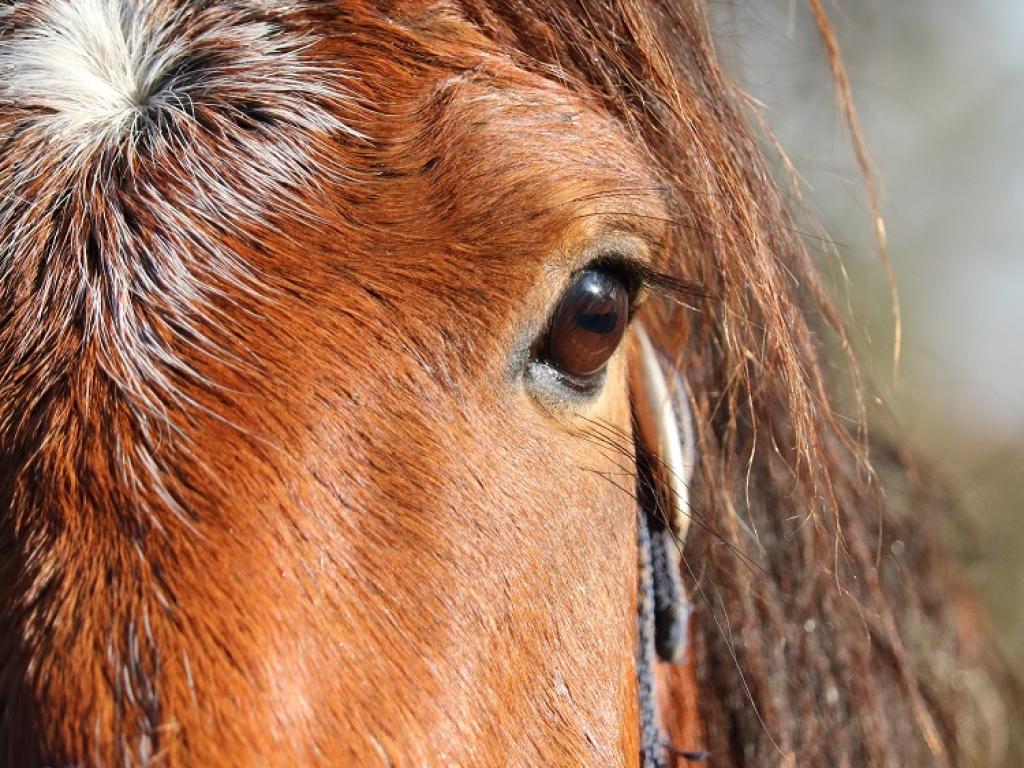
[710,1,1023,674]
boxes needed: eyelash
[635,264,709,306]
[585,257,708,313]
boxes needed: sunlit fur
[0,1,1019,767]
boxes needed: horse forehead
[0,0,657,257]
[0,1,631,416]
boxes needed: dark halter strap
[635,452,708,767]
[636,504,669,767]
[630,325,706,766]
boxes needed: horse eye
[545,269,630,378]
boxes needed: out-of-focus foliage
[711,1,1024,675]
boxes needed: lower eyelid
[523,359,607,409]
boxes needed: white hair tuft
[0,0,183,142]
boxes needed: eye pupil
[546,269,630,378]
[576,310,618,334]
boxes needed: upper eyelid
[577,254,647,295]
[571,258,705,317]
[572,228,708,306]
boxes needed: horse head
[0,2,1013,766]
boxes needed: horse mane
[458,1,1021,764]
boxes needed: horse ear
[629,322,696,662]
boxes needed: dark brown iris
[546,269,629,378]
